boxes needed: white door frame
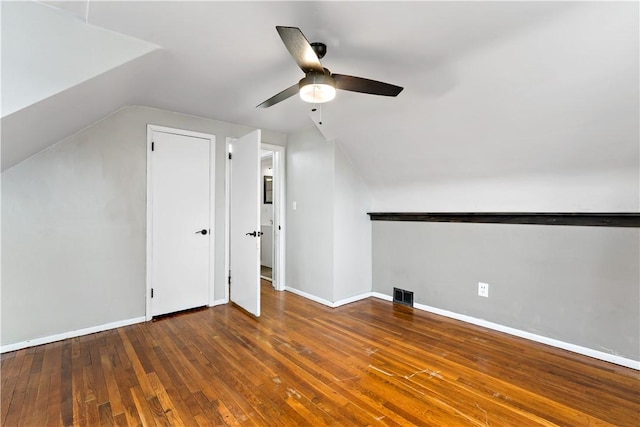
[224,138,286,302]
[145,125,216,320]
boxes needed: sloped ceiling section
[1,51,161,171]
[319,2,639,211]
[1,1,159,170]
[1,1,158,116]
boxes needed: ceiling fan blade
[276,26,324,74]
[256,83,299,108]
[333,74,403,97]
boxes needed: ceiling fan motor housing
[310,42,327,59]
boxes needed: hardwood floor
[2,281,639,426]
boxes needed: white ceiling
[2,1,638,210]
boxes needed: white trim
[333,292,372,307]
[146,125,216,320]
[212,299,228,307]
[285,287,334,307]
[1,317,146,353]
[146,125,214,141]
[372,293,640,370]
[145,127,154,320]
[260,143,286,292]
[224,138,233,304]
[285,288,372,308]
[372,292,392,302]
[207,131,217,307]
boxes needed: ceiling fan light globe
[299,72,336,104]
[299,83,336,103]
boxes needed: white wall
[1,106,285,347]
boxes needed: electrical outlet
[478,282,489,297]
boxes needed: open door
[229,129,261,317]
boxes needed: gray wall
[372,221,640,360]
[286,128,373,303]
[1,106,285,346]
[286,128,334,301]
[333,143,372,301]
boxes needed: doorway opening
[260,151,274,282]
[259,143,286,291]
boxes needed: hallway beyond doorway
[260,265,272,281]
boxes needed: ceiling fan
[257,26,403,108]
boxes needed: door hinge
[151,288,154,298]
[278,225,281,230]
[228,274,231,285]
[228,153,232,160]
[151,142,155,151]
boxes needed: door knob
[246,231,257,237]
[195,229,208,235]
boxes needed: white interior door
[230,129,261,317]
[150,131,211,316]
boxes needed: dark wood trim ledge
[367,212,640,227]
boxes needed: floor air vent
[393,287,414,307]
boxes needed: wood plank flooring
[2,281,639,426]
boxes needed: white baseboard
[211,299,228,307]
[333,292,373,307]
[372,293,639,370]
[0,316,146,353]
[285,287,334,306]
[285,287,373,308]
[372,292,392,302]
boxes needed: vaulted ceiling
[2,1,638,209]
